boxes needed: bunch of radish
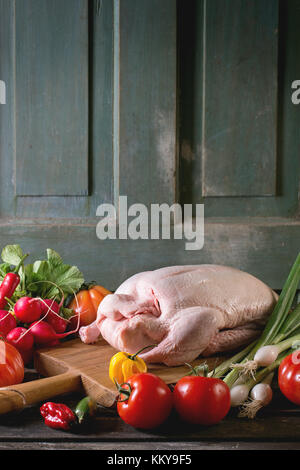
[0,297,78,366]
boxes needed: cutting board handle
[0,372,82,415]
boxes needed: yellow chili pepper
[109,345,156,384]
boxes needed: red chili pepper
[40,402,77,431]
[0,255,28,309]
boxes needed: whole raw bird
[79,265,278,366]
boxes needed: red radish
[40,299,67,333]
[47,314,67,334]
[45,339,60,347]
[0,310,17,336]
[14,297,42,323]
[40,298,59,315]
[29,320,79,347]
[19,347,34,366]
[6,327,34,351]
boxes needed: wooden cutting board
[0,338,223,415]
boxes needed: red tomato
[0,340,24,386]
[117,373,173,429]
[173,375,231,425]
[69,285,111,328]
[41,299,67,334]
[278,350,300,405]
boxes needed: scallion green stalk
[211,340,257,379]
[255,253,300,347]
[274,302,300,343]
[223,253,300,388]
[254,333,300,366]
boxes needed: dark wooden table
[0,370,300,451]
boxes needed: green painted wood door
[0,0,299,289]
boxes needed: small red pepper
[40,402,77,431]
[0,254,28,309]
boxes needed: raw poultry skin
[79,265,278,366]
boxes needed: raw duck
[79,265,278,366]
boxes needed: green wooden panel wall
[0,0,14,217]
[15,0,89,197]
[203,0,278,197]
[0,0,113,218]
[179,0,300,217]
[0,218,298,291]
[118,0,177,207]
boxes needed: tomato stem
[79,281,97,291]
[113,378,132,402]
[185,362,209,377]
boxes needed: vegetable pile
[39,249,300,433]
[0,244,297,430]
[108,348,231,428]
[208,252,300,418]
[0,244,110,370]
[0,245,84,303]
[39,252,300,432]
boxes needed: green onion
[211,341,257,379]
[230,348,293,407]
[253,332,300,367]
[255,253,300,347]
[275,302,300,342]
[223,253,300,388]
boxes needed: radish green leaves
[0,245,84,302]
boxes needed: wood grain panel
[2,384,300,447]
[15,0,89,196]
[179,0,299,217]
[14,0,114,217]
[0,217,298,290]
[0,0,15,217]
[202,0,278,197]
[117,0,177,206]
[89,0,114,210]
